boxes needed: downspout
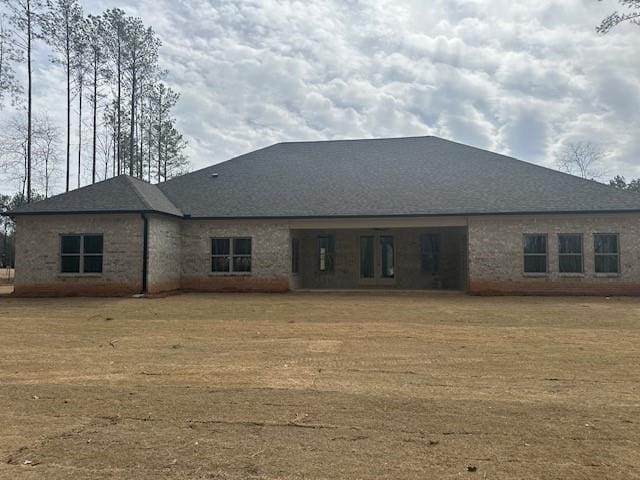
[141,213,149,294]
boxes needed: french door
[359,234,396,285]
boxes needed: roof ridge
[122,175,154,210]
[125,175,184,216]
[276,135,435,146]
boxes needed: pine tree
[1,0,44,202]
[0,13,23,108]
[40,0,82,192]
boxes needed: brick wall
[14,212,640,297]
[468,213,640,295]
[180,219,291,292]
[147,214,182,294]
[14,214,143,296]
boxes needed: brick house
[8,136,640,296]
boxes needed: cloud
[1,0,639,196]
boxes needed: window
[594,234,619,274]
[420,234,440,273]
[291,238,300,274]
[523,234,547,273]
[360,236,374,278]
[380,236,395,278]
[211,238,252,273]
[558,234,583,273]
[318,235,335,272]
[60,234,103,274]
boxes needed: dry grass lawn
[0,292,639,479]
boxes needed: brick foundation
[147,280,182,295]
[13,282,141,297]
[469,279,640,296]
[181,276,290,293]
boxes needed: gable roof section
[157,136,640,218]
[9,175,183,217]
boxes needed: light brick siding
[147,215,182,294]
[294,227,466,290]
[468,214,640,295]
[14,214,143,296]
[180,220,291,292]
[13,212,640,296]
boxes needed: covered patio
[289,220,468,291]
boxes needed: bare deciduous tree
[0,113,61,196]
[556,141,606,180]
[597,0,640,33]
[32,114,61,196]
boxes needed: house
[8,136,640,296]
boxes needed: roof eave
[172,208,640,220]
[5,209,185,219]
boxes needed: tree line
[0,0,189,204]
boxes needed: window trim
[210,237,253,275]
[522,233,548,276]
[59,233,104,276]
[593,233,621,276]
[557,233,584,275]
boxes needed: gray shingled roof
[10,136,640,218]
[10,175,182,217]
[158,136,640,218]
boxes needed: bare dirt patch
[0,292,639,479]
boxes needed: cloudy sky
[2,0,639,195]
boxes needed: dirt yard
[0,292,639,479]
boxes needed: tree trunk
[112,120,117,177]
[92,50,98,184]
[147,97,152,183]
[157,90,162,183]
[26,0,32,203]
[45,155,49,197]
[65,15,70,192]
[116,35,121,175]
[129,64,136,176]
[139,81,143,179]
[77,81,83,188]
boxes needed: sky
[1,0,639,195]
